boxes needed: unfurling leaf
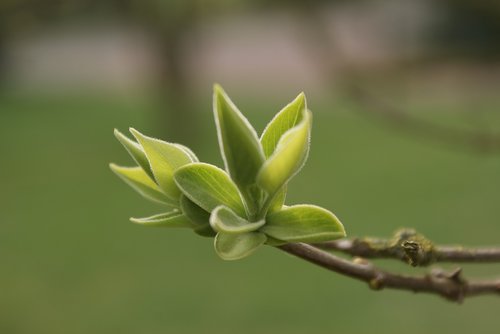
[109,164,174,205]
[262,205,345,243]
[213,85,264,195]
[130,128,193,201]
[261,92,306,158]
[210,206,265,234]
[114,129,154,179]
[130,211,192,228]
[257,111,312,197]
[214,232,267,260]
[174,163,247,218]
[268,186,287,213]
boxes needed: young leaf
[109,164,174,205]
[174,163,247,218]
[180,195,209,227]
[262,204,345,243]
[257,111,312,197]
[268,186,287,213]
[130,128,193,201]
[180,195,216,237]
[261,92,306,158]
[114,129,154,179]
[130,211,191,228]
[193,224,217,238]
[210,206,265,234]
[264,236,288,246]
[213,84,265,192]
[214,232,267,260]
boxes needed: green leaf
[210,206,265,234]
[213,84,265,193]
[261,92,306,158]
[264,236,288,246]
[214,232,267,260]
[180,195,216,237]
[175,144,199,162]
[114,128,154,179]
[174,163,247,218]
[109,164,174,205]
[180,195,209,227]
[193,224,217,238]
[130,211,191,228]
[258,93,306,214]
[262,204,345,243]
[257,111,312,196]
[268,186,287,213]
[130,128,193,201]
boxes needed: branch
[278,243,500,303]
[313,228,500,266]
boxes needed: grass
[1,92,499,334]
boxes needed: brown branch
[278,243,500,303]
[434,246,500,262]
[314,228,500,267]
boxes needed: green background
[1,92,499,333]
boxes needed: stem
[278,243,500,303]
[314,229,500,266]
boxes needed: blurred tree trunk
[155,22,198,146]
[0,0,203,143]
[122,0,204,145]
[0,33,6,84]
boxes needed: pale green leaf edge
[130,211,192,228]
[214,232,267,261]
[210,205,265,234]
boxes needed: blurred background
[1,0,500,333]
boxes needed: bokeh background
[1,1,500,333]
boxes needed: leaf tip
[129,127,140,137]
[213,83,224,94]
[109,162,118,171]
[296,92,306,104]
[114,128,128,142]
[213,83,232,108]
[129,216,152,226]
[129,217,140,224]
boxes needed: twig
[435,246,500,263]
[278,243,500,303]
[313,228,500,267]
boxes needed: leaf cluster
[111,85,345,260]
